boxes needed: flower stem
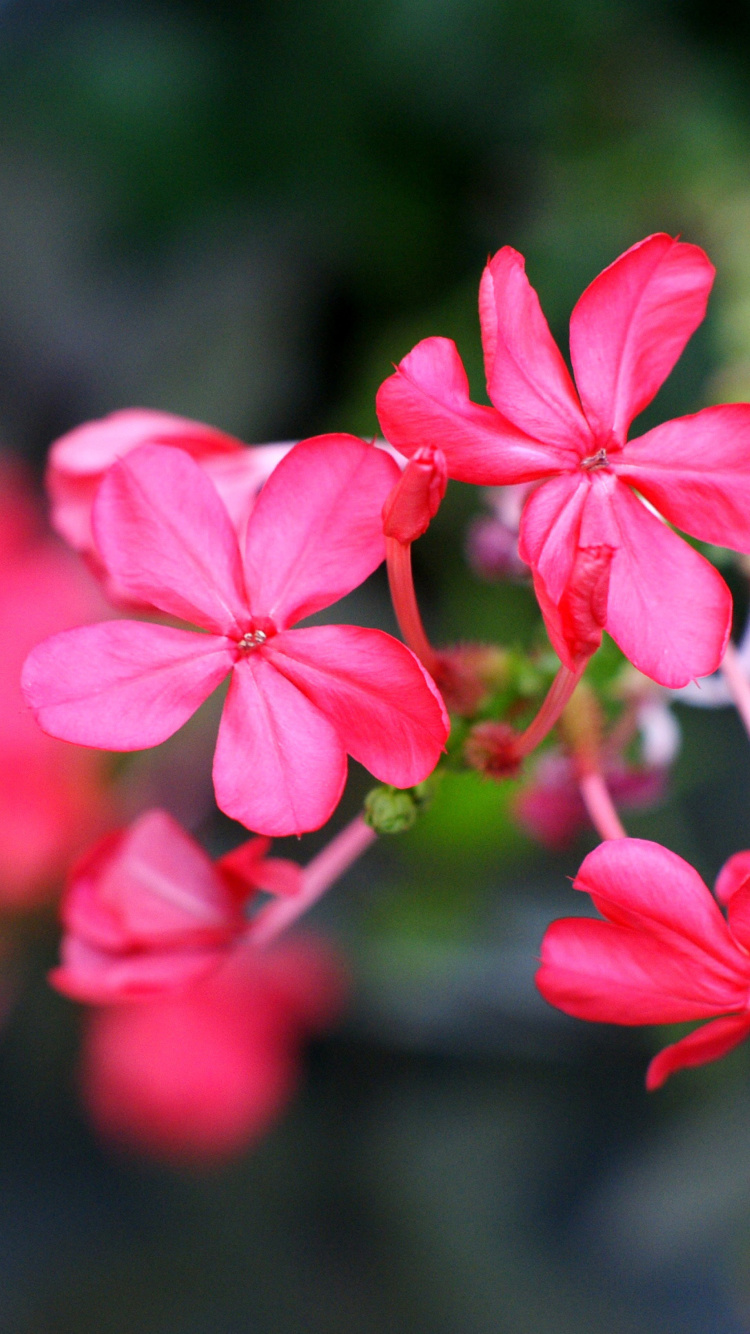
[577,769,627,840]
[247,814,377,948]
[386,536,441,676]
[721,640,750,740]
[512,662,586,761]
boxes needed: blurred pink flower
[378,234,749,686]
[0,455,112,906]
[79,936,347,1164]
[537,838,750,1088]
[24,437,448,835]
[513,750,667,850]
[47,408,292,568]
[51,808,301,1003]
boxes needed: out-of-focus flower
[465,485,530,582]
[378,234,750,686]
[51,809,300,1003]
[24,438,448,835]
[79,936,347,1165]
[47,408,292,557]
[513,750,668,850]
[0,454,112,906]
[537,838,750,1088]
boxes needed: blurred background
[4,0,750,1329]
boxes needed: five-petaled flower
[536,838,750,1088]
[22,436,448,836]
[377,233,750,686]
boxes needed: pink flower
[513,750,667,850]
[22,436,448,835]
[0,455,112,906]
[377,233,750,686]
[536,838,750,1088]
[50,808,300,1003]
[46,409,292,601]
[78,936,347,1164]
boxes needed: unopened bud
[382,447,447,544]
[364,785,418,834]
[464,721,521,780]
[435,644,510,716]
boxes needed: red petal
[212,656,347,837]
[614,404,750,553]
[646,1013,750,1090]
[575,838,744,971]
[243,435,399,628]
[93,444,248,635]
[537,917,748,1024]
[377,337,569,484]
[268,625,449,788]
[605,480,731,687]
[569,234,714,446]
[22,621,233,749]
[716,850,750,905]
[50,936,221,1003]
[382,446,447,544]
[479,247,591,451]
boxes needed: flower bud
[382,446,447,544]
[463,721,521,780]
[364,785,418,834]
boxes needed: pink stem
[512,662,586,761]
[247,814,377,948]
[578,769,627,840]
[721,640,750,739]
[386,536,441,676]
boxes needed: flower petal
[50,935,221,1003]
[518,473,590,603]
[575,838,743,970]
[377,337,569,484]
[67,810,243,950]
[479,247,591,451]
[267,625,449,788]
[646,1014,750,1090]
[604,480,731,687]
[243,436,399,628]
[212,656,347,836]
[715,850,750,905]
[93,444,248,635]
[569,234,715,446]
[613,404,750,553]
[48,408,245,551]
[22,621,233,749]
[537,917,747,1024]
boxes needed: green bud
[364,785,418,834]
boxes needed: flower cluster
[15,230,750,1148]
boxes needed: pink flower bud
[382,446,447,544]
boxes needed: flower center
[237,629,268,652]
[581,448,609,471]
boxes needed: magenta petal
[51,935,221,1003]
[646,1014,750,1090]
[604,480,731,687]
[22,620,233,749]
[613,404,750,554]
[213,657,347,837]
[268,625,449,788]
[376,337,569,485]
[518,473,589,603]
[569,234,715,446]
[537,918,747,1024]
[479,247,591,451]
[81,810,243,948]
[716,850,750,905]
[243,435,399,628]
[575,838,743,970]
[93,444,248,635]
